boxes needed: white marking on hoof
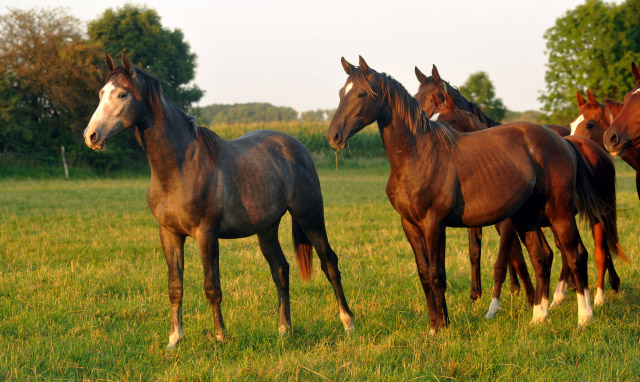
[340,309,355,333]
[215,330,225,342]
[530,297,549,324]
[278,324,291,335]
[485,298,501,320]
[344,82,353,96]
[593,287,605,307]
[550,280,567,308]
[430,113,440,121]
[577,288,593,327]
[428,329,436,336]
[167,328,184,349]
[570,114,584,135]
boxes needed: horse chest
[147,186,216,236]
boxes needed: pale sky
[3,0,597,112]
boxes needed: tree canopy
[88,4,203,110]
[0,7,103,161]
[540,0,640,124]
[198,103,299,125]
[459,71,507,121]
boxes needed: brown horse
[572,89,640,199]
[327,56,599,333]
[604,62,640,157]
[432,93,625,313]
[84,53,354,348]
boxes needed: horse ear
[444,91,454,107]
[586,89,598,106]
[359,55,370,74]
[122,51,137,79]
[432,64,441,83]
[415,66,428,84]
[576,91,586,107]
[341,57,354,75]
[632,62,640,84]
[431,94,440,108]
[105,53,115,72]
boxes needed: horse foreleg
[592,223,607,306]
[195,227,225,341]
[257,221,292,334]
[401,218,437,334]
[159,226,186,348]
[550,230,570,308]
[467,227,482,301]
[425,220,449,332]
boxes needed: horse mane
[603,99,624,119]
[421,75,501,127]
[107,66,219,165]
[352,69,457,147]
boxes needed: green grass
[1,158,639,380]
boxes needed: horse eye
[118,93,127,99]
[358,92,367,98]
[586,122,594,130]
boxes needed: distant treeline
[196,103,336,125]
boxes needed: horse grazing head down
[84,52,160,150]
[604,62,640,156]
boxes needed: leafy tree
[197,103,298,125]
[0,7,103,162]
[459,71,507,121]
[301,109,327,123]
[88,4,203,110]
[539,0,640,124]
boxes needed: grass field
[1,158,639,381]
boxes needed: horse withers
[84,53,354,348]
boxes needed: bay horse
[84,53,354,348]
[432,93,625,313]
[571,88,640,199]
[414,65,570,136]
[327,56,599,333]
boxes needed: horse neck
[138,94,201,182]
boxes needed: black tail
[568,142,627,262]
[292,219,313,281]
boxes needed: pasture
[1,158,639,380]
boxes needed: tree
[88,5,203,110]
[539,0,640,124]
[301,109,327,123]
[0,7,103,161]
[459,71,507,121]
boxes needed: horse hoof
[215,330,226,342]
[470,290,481,301]
[278,324,292,336]
[166,341,179,350]
[609,277,620,293]
[340,310,355,333]
[428,329,436,336]
[485,298,501,320]
[578,314,593,327]
[593,288,605,307]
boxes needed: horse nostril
[89,132,98,144]
[608,132,618,146]
[333,132,341,143]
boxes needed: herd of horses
[83,53,640,348]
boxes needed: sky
[3,0,597,112]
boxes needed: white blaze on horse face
[430,113,440,121]
[570,114,585,136]
[577,288,593,327]
[344,82,353,96]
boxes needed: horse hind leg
[257,220,293,334]
[467,227,482,301]
[288,207,354,333]
[194,227,226,341]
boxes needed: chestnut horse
[604,62,640,158]
[327,56,599,333]
[572,89,640,199]
[432,93,625,313]
[84,53,354,348]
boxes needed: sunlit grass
[0,158,639,380]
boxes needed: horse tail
[292,219,313,281]
[568,141,627,262]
